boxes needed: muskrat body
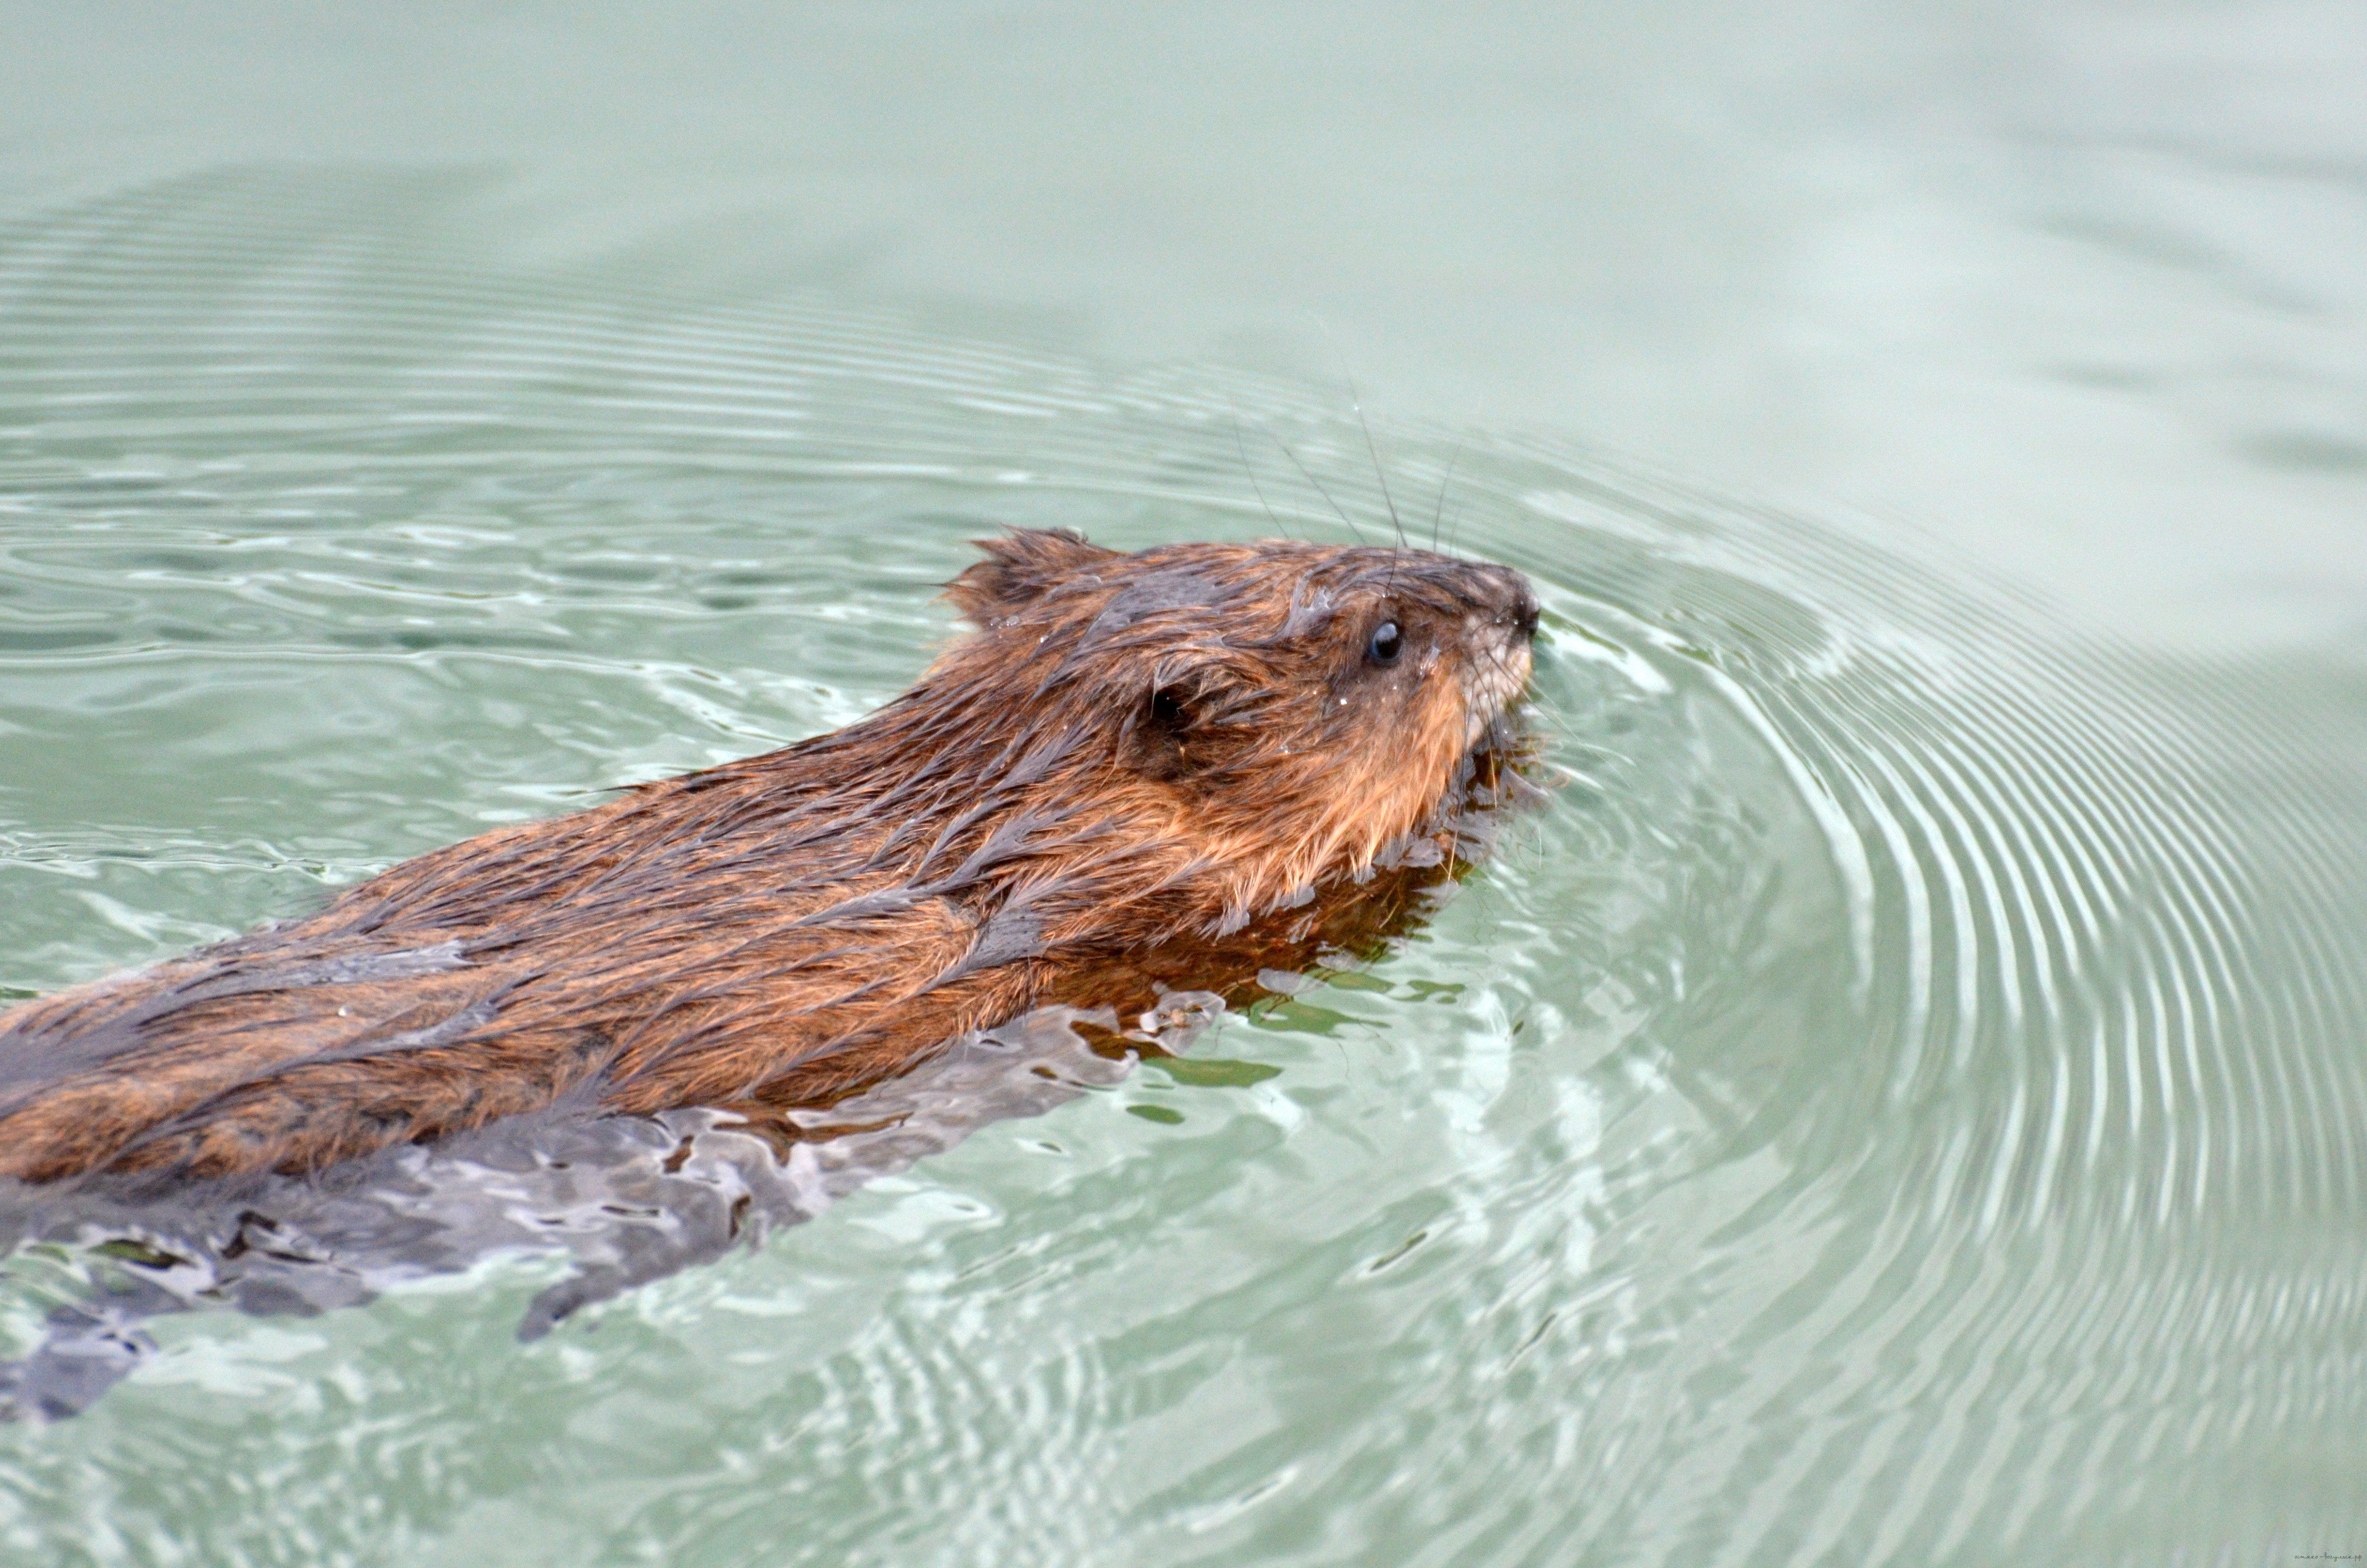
[0,530,1537,1183]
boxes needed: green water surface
[3,6,2364,1565]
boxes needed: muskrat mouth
[1445,706,1544,825]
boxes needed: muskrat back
[0,530,1538,1182]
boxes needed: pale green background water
[2,4,2364,1564]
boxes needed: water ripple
[1,171,2362,1564]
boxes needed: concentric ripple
[2,173,2363,1565]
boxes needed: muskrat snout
[1422,557,1538,748]
[1511,591,1541,643]
[1468,562,1541,643]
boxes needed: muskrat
[0,529,1538,1184]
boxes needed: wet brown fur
[0,531,1537,1182]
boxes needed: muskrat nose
[1512,592,1541,642]
[1485,570,1540,643]
[1463,562,1538,639]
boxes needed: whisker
[1348,382,1406,602]
[1351,388,1407,552]
[1263,425,1372,547]
[1230,409,1294,541]
[1430,440,1466,553]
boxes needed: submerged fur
[0,530,1537,1181]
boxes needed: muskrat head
[935,528,1540,929]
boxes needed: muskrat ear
[945,528,1119,625]
[1111,646,1262,785]
[1119,682,1200,783]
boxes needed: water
[3,6,2364,1564]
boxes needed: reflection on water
[1,172,2363,1564]
[0,1002,1173,1420]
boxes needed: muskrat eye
[1367,620,1403,665]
